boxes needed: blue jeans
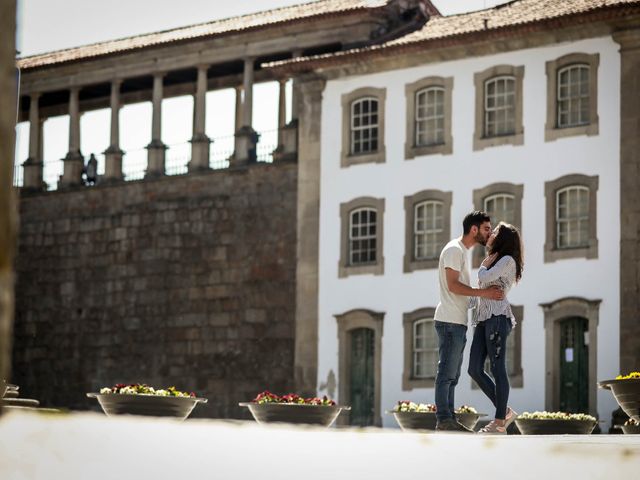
[434,321,468,422]
[468,314,512,419]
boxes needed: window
[403,308,438,390]
[557,65,590,128]
[545,53,599,141]
[472,183,523,268]
[414,201,444,261]
[405,76,453,158]
[484,76,515,137]
[404,190,452,272]
[351,98,379,155]
[349,208,377,265]
[339,197,385,277]
[473,65,524,151]
[556,186,590,249]
[544,174,598,262]
[413,319,438,379]
[341,87,386,167]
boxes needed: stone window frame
[540,297,600,417]
[545,53,599,142]
[404,189,452,272]
[473,65,524,151]
[404,76,453,159]
[470,305,524,390]
[402,307,438,390]
[339,197,385,278]
[341,87,386,168]
[335,309,385,426]
[544,174,598,262]
[471,182,524,268]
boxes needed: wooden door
[559,317,589,413]
[349,327,375,426]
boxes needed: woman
[468,222,524,434]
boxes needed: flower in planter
[624,418,639,426]
[393,401,478,414]
[252,390,336,406]
[518,411,596,421]
[393,401,436,412]
[99,383,196,398]
[455,405,478,414]
[615,371,640,380]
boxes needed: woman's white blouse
[472,255,517,328]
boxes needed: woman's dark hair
[488,222,524,282]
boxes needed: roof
[17,0,391,70]
[267,0,640,72]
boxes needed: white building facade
[316,36,620,427]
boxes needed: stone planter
[239,402,349,427]
[514,418,596,435]
[388,411,486,432]
[87,393,207,420]
[621,422,640,435]
[598,379,640,422]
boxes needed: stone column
[22,93,44,190]
[234,85,243,132]
[614,27,640,371]
[272,78,297,163]
[294,74,326,395]
[59,87,84,188]
[189,65,212,172]
[146,72,167,177]
[103,79,124,182]
[232,57,259,167]
[290,49,303,122]
[0,0,17,414]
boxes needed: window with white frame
[484,76,516,137]
[412,318,437,379]
[557,64,590,128]
[415,87,445,146]
[350,97,379,155]
[556,186,590,249]
[484,193,516,227]
[414,200,444,260]
[349,208,377,265]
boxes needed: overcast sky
[14,0,510,187]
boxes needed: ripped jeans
[468,314,512,420]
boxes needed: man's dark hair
[463,210,490,234]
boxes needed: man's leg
[448,323,468,415]
[435,321,467,421]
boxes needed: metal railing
[13,128,285,190]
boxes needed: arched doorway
[541,297,600,416]
[335,309,384,427]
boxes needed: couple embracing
[433,211,524,434]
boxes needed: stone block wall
[11,163,297,418]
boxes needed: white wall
[317,37,621,428]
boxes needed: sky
[14,0,509,187]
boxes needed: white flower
[100,387,112,394]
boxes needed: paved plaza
[1,410,639,479]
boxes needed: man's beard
[475,231,487,246]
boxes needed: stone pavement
[1,410,639,479]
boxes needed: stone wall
[11,163,297,418]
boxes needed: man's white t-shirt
[434,238,470,326]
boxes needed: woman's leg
[486,315,512,420]
[468,322,497,406]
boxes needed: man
[434,211,504,432]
